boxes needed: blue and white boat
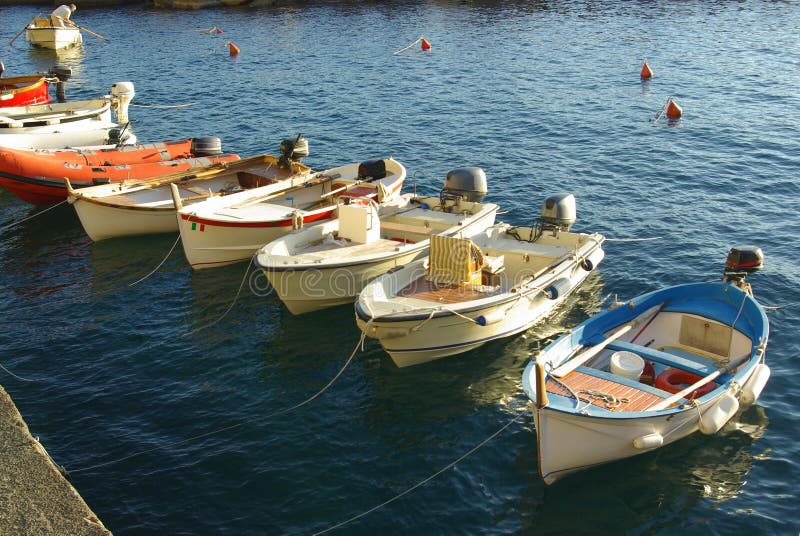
[521,246,771,485]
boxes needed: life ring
[655,368,716,399]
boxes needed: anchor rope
[67,329,367,475]
[314,404,526,535]
[128,234,182,287]
[0,200,67,235]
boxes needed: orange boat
[0,149,240,205]
[0,75,51,107]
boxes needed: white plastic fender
[699,392,740,435]
[476,309,506,326]
[633,432,664,450]
[740,363,771,405]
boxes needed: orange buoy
[640,61,653,79]
[421,38,431,51]
[666,98,683,119]
[216,27,223,34]
[229,42,240,56]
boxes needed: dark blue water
[2,2,799,534]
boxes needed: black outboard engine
[357,159,387,180]
[278,135,309,169]
[442,167,488,204]
[724,246,763,289]
[190,137,223,156]
[47,65,72,102]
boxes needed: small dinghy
[0,81,136,149]
[255,167,498,314]
[0,75,51,107]
[174,151,406,270]
[68,140,312,241]
[26,15,82,50]
[0,137,238,204]
[355,193,605,367]
[521,246,770,485]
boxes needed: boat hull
[26,26,82,50]
[0,76,51,107]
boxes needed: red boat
[0,75,51,107]
[0,149,241,205]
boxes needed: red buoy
[229,42,240,56]
[666,98,682,119]
[216,27,223,34]
[421,38,431,51]
[640,61,653,79]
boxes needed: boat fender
[699,392,740,435]
[580,247,605,272]
[655,368,716,399]
[476,309,505,326]
[739,363,770,405]
[544,278,571,300]
[633,432,663,450]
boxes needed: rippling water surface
[1,1,799,534]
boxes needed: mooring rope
[128,234,182,287]
[0,360,36,382]
[0,200,67,235]
[129,102,196,109]
[314,404,526,535]
[66,330,367,475]
[181,257,254,337]
[604,236,663,242]
[393,36,423,55]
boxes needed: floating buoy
[421,38,431,51]
[216,27,223,34]
[640,61,653,79]
[229,42,240,56]
[666,98,682,119]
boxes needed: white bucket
[610,351,645,381]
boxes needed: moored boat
[0,75,51,107]
[0,81,136,149]
[355,193,605,367]
[174,155,406,270]
[255,167,499,314]
[520,246,770,485]
[68,143,312,242]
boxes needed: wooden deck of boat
[295,237,403,259]
[397,276,502,304]
[546,370,666,412]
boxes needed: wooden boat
[68,149,311,242]
[355,193,605,367]
[0,81,136,149]
[255,167,499,314]
[26,16,82,50]
[520,246,770,485]
[1,150,240,205]
[0,75,51,107]
[174,157,406,270]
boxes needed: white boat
[255,167,499,314]
[26,16,82,50]
[173,157,406,270]
[521,246,771,485]
[67,141,311,241]
[355,193,605,367]
[0,81,135,149]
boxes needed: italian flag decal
[191,222,205,232]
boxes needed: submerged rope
[314,406,525,535]
[0,361,36,382]
[181,257,254,337]
[128,234,182,287]
[67,330,367,475]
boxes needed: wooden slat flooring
[397,276,502,304]
[546,370,666,412]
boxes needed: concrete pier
[0,385,110,535]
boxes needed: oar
[649,353,750,411]
[8,13,41,46]
[53,15,110,41]
[550,323,635,378]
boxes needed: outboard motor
[191,137,223,156]
[357,159,387,180]
[47,65,72,102]
[442,166,488,203]
[539,193,576,232]
[110,81,135,124]
[278,135,309,168]
[724,245,763,289]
